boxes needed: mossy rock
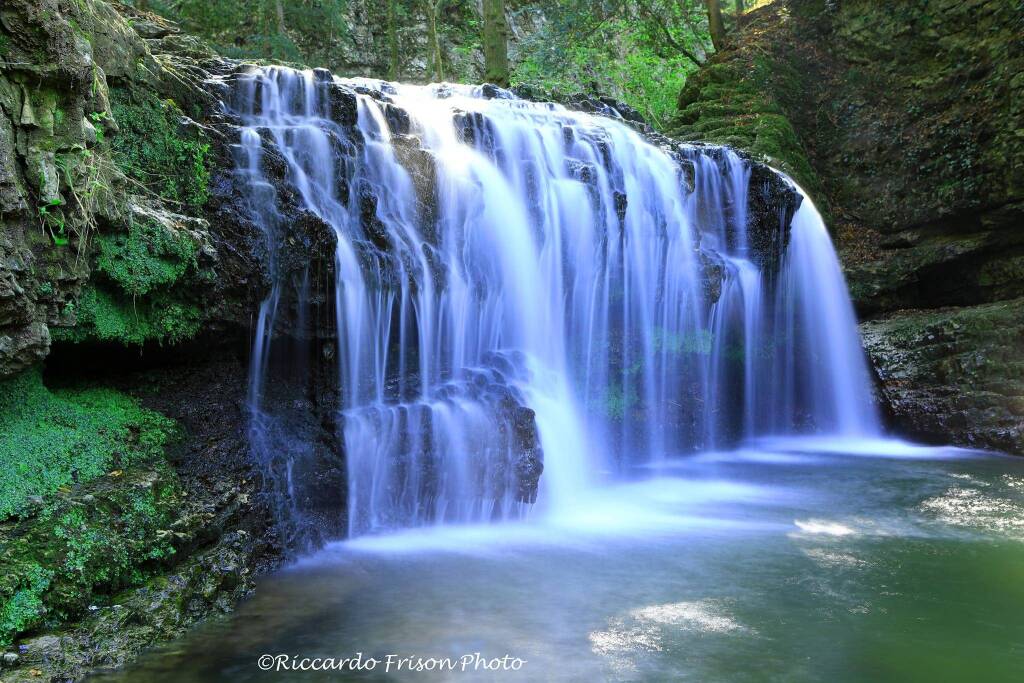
[53,285,203,347]
[96,214,199,297]
[0,368,177,519]
[670,45,823,201]
[0,463,182,647]
[53,206,213,347]
[109,88,210,210]
[0,368,180,646]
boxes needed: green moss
[109,89,210,209]
[54,285,203,346]
[0,564,51,645]
[0,369,179,645]
[0,369,176,519]
[671,53,822,198]
[96,218,198,297]
[0,464,181,645]
[56,213,206,347]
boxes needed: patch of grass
[0,369,176,519]
[109,88,210,209]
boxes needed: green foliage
[37,198,69,246]
[0,464,180,645]
[0,370,178,645]
[0,564,51,645]
[57,211,206,346]
[96,218,198,297]
[55,286,203,346]
[109,89,210,209]
[512,1,713,129]
[125,0,351,67]
[0,369,176,520]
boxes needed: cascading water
[230,67,878,541]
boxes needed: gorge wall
[670,0,1024,454]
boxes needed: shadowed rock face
[861,300,1024,454]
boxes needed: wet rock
[327,82,358,128]
[746,160,802,273]
[860,299,1024,454]
[700,249,726,304]
[383,102,411,136]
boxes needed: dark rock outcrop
[861,299,1024,453]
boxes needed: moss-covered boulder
[0,463,181,646]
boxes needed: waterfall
[229,67,878,541]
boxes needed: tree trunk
[274,0,286,35]
[704,0,726,52]
[386,0,400,80]
[483,0,509,87]
[426,1,444,82]
[735,0,744,13]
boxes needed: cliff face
[0,1,270,378]
[0,2,278,676]
[671,0,1024,454]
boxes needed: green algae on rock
[0,464,181,647]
